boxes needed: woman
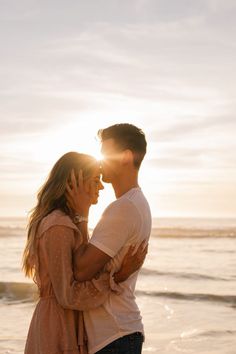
[22,152,146,354]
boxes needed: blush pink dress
[24,210,117,354]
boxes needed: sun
[56,122,104,161]
[28,120,104,165]
[17,119,114,224]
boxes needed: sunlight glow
[30,120,104,163]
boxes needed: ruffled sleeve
[43,224,112,311]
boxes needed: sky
[1,0,236,224]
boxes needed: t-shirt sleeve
[90,198,140,257]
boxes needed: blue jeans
[95,332,144,354]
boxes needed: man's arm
[74,200,140,281]
[66,169,138,281]
[74,235,148,283]
[75,242,111,281]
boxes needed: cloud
[147,142,236,171]
[145,112,236,172]
[0,0,235,140]
[0,154,48,179]
[0,0,236,218]
[148,114,236,142]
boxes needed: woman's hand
[114,241,148,283]
[66,169,91,217]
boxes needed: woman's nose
[99,181,104,190]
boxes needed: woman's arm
[74,240,148,285]
[43,225,111,311]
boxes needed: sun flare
[26,120,104,165]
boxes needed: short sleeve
[90,198,140,257]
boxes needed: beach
[0,217,236,354]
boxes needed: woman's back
[25,209,110,354]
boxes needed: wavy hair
[22,151,98,279]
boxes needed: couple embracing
[23,123,152,354]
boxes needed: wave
[179,328,236,340]
[1,224,236,238]
[0,226,26,238]
[136,290,236,307]
[197,329,236,338]
[1,282,236,309]
[0,281,38,302]
[151,227,236,238]
[140,268,231,281]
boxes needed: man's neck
[112,176,139,199]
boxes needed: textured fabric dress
[24,209,118,354]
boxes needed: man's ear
[122,149,134,165]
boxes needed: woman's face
[84,166,104,204]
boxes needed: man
[68,123,152,354]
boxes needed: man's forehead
[101,138,117,153]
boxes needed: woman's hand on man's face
[66,169,91,216]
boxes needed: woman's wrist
[75,221,89,243]
[73,214,89,224]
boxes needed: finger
[124,244,135,254]
[127,244,136,256]
[122,248,134,263]
[140,245,148,257]
[139,241,148,253]
[140,240,146,250]
[139,244,148,255]
[78,169,84,189]
[128,244,136,251]
[71,169,78,191]
[135,240,145,252]
[136,246,147,261]
[66,182,73,196]
[133,242,145,256]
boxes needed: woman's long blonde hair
[22,151,98,279]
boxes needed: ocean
[0,217,236,354]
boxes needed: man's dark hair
[98,123,147,169]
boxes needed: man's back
[84,187,152,354]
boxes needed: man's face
[100,138,123,183]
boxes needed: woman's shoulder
[37,209,78,238]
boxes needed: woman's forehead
[91,165,101,177]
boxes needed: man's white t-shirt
[83,187,152,354]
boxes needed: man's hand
[114,241,148,283]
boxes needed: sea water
[0,217,236,354]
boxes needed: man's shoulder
[103,195,138,216]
